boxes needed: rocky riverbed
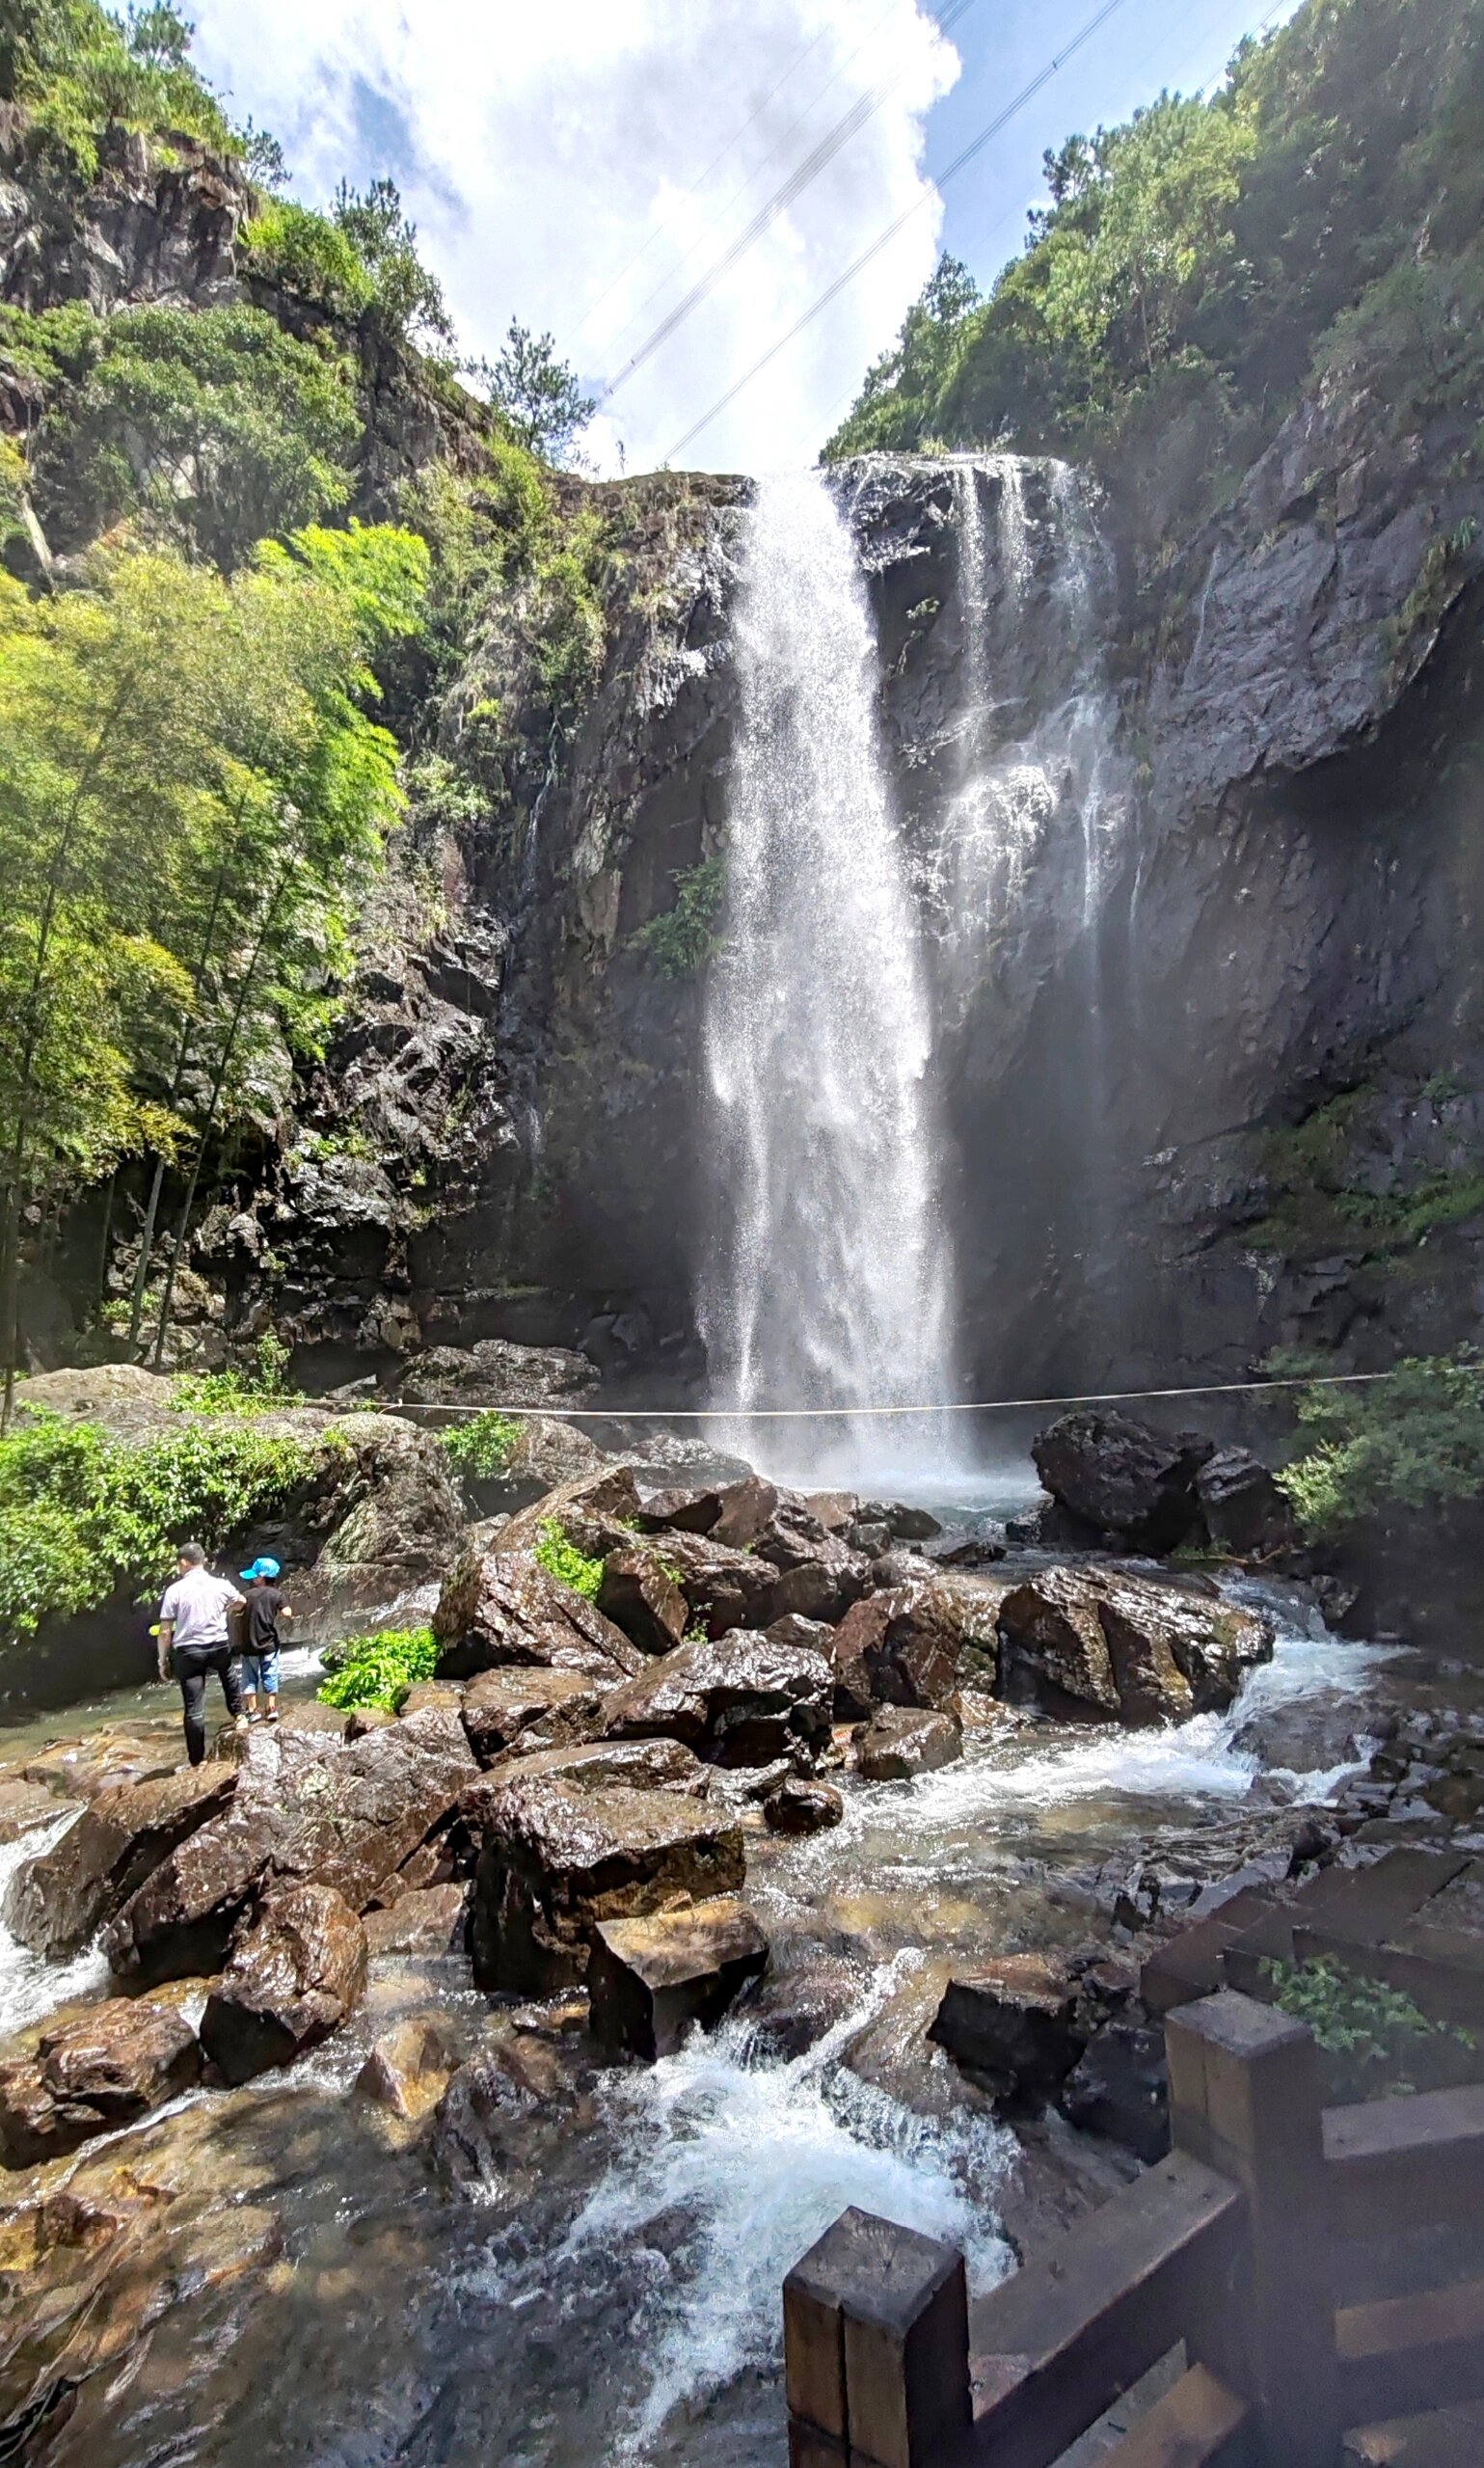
[0,1410,1477,2466]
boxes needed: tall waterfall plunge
[701,471,955,1482]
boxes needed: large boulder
[492,1465,641,1558]
[1031,1410,1214,1553]
[600,1629,834,1767]
[363,1884,470,1956]
[762,1776,844,1835]
[653,1528,781,1637]
[430,2034,576,2188]
[831,1579,998,1717]
[996,1565,1274,1725]
[468,1776,745,1993]
[1195,1449,1298,1559]
[354,2015,457,2119]
[303,1411,467,1611]
[0,1999,202,2167]
[432,1549,640,1683]
[460,1668,603,1764]
[930,1955,1085,2094]
[855,1706,963,1781]
[587,1899,769,2059]
[597,1546,689,1656]
[105,1707,476,1986]
[200,1884,368,2085]
[3,1764,235,1958]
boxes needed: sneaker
[233,1714,251,1736]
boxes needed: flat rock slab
[469,1775,746,1993]
[588,1898,769,2058]
[0,1997,202,2167]
[930,1954,1085,2092]
[201,1883,367,2085]
[0,1778,68,1845]
[5,1763,235,1959]
[460,1668,602,1764]
[106,1707,476,1987]
[471,1737,708,1801]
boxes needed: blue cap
[239,1557,282,1582]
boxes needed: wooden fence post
[1165,1989,1341,2468]
[783,2205,971,2468]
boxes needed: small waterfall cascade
[701,469,954,1482]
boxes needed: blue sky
[191,0,1299,476]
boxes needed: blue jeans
[240,1648,280,1697]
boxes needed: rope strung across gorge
[383,1370,1410,1424]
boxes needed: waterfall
[701,470,954,1483]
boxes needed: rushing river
[0,1471,1395,2468]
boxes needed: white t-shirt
[159,1568,243,1651]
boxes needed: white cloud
[189,0,958,476]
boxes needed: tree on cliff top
[473,319,597,465]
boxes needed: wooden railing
[782,1990,1484,2468]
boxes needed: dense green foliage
[1278,1354,1484,1537]
[316,1622,438,1711]
[0,1407,313,1651]
[1,0,235,176]
[1250,1091,1484,1264]
[440,1409,521,1480]
[534,1519,605,1599]
[472,320,596,464]
[0,519,428,1392]
[1266,1957,1477,2098]
[5,301,359,568]
[172,1331,298,1415]
[825,0,1484,499]
[633,857,725,981]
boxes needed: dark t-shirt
[245,1585,287,1651]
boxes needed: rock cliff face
[8,128,1484,1410]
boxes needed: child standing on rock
[237,1557,293,1724]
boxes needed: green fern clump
[440,1410,521,1481]
[317,1624,438,1711]
[534,1519,605,1599]
[1265,1957,1476,2098]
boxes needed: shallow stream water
[0,1471,1400,2468]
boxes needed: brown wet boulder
[598,1545,689,1656]
[588,1899,769,2059]
[492,1465,641,1557]
[1195,1449,1298,1559]
[468,1776,746,1993]
[0,1999,202,2167]
[710,1475,782,1550]
[655,1528,780,1637]
[762,1776,844,1834]
[472,1737,708,1799]
[601,1628,834,1767]
[996,1565,1274,1725]
[930,1954,1085,2094]
[4,1764,235,1959]
[106,1707,477,1987]
[460,1668,603,1764]
[363,1884,470,1956]
[200,1884,367,2085]
[432,1548,641,1683]
[354,2015,457,2119]
[430,2032,577,2187]
[855,1706,963,1782]
[1032,1410,1214,1553]
[634,1483,730,1535]
[831,1579,997,1717]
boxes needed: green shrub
[441,1410,521,1480]
[1278,1353,1484,1539]
[633,856,725,981]
[1265,1956,1476,2099]
[241,200,376,321]
[173,1332,300,1418]
[534,1519,604,1599]
[316,1623,438,1711]
[4,0,237,180]
[0,1410,314,1650]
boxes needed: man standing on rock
[156,1542,249,1766]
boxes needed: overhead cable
[663,0,1135,460]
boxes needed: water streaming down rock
[702,470,955,1483]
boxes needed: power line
[385,1370,1410,1424]
[664,0,1136,461]
[598,0,984,405]
[577,0,906,357]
